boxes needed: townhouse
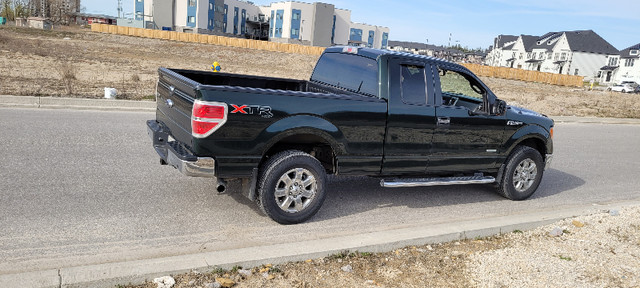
[128,0,389,48]
[611,43,640,85]
[486,30,619,82]
[484,34,518,67]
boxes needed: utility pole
[117,0,123,18]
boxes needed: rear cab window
[311,52,379,97]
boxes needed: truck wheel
[257,150,327,224]
[496,146,544,200]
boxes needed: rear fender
[260,115,346,157]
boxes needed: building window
[547,53,551,60]
[554,53,558,61]
[210,3,213,10]
[188,16,195,23]
[630,50,638,55]
[349,28,362,42]
[609,57,618,66]
[625,58,635,67]
[574,69,579,75]
[291,28,299,37]
[560,52,567,60]
[189,0,196,7]
[527,52,531,59]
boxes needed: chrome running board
[381,176,495,188]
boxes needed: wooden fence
[462,63,584,87]
[90,23,325,56]
[91,24,584,87]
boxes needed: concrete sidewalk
[0,200,637,288]
[0,95,156,112]
[2,95,640,125]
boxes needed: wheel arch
[259,115,346,174]
[503,124,551,158]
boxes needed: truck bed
[168,69,307,91]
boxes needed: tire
[257,150,327,224]
[496,146,544,200]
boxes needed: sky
[83,0,640,50]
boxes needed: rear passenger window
[401,65,427,105]
[311,53,379,97]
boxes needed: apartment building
[129,0,389,48]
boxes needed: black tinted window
[401,65,427,105]
[311,53,379,97]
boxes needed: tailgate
[155,68,200,147]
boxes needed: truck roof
[324,46,459,68]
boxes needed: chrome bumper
[166,148,215,177]
[545,154,553,170]
[147,120,216,178]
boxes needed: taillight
[192,100,227,138]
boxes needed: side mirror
[491,100,507,115]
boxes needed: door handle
[437,117,450,125]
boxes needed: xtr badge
[230,104,273,118]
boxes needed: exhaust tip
[216,184,226,193]
[216,179,227,193]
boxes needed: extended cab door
[382,58,437,175]
[428,66,506,174]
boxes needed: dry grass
[1,25,639,118]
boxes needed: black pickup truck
[147,46,554,224]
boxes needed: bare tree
[13,0,29,18]
[1,0,15,20]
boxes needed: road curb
[2,95,640,124]
[2,200,639,288]
[0,95,156,112]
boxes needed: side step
[381,176,495,188]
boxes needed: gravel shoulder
[126,205,640,288]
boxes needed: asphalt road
[1,107,639,275]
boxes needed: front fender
[503,124,552,156]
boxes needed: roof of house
[27,17,51,22]
[564,30,618,55]
[530,32,563,51]
[620,43,640,58]
[495,35,518,49]
[520,35,539,52]
[528,30,618,55]
[388,40,430,50]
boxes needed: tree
[13,0,29,18]
[1,0,15,20]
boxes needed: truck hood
[506,105,554,128]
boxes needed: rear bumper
[146,120,216,178]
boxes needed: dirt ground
[1,25,640,119]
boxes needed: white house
[486,30,619,81]
[507,35,537,69]
[484,35,518,67]
[612,43,640,85]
